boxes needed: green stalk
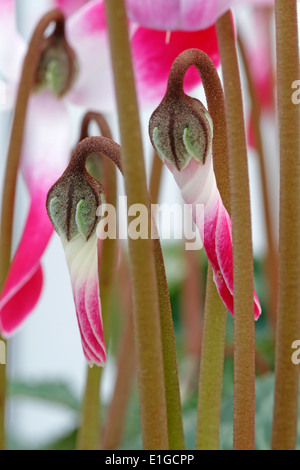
[105,0,168,449]
[271,0,300,450]
[216,12,256,450]
[76,112,117,450]
[0,10,66,451]
[150,155,185,449]
[152,237,185,449]
[238,34,278,334]
[102,145,179,450]
[181,249,203,358]
[196,266,227,450]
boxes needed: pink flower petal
[170,157,261,319]
[132,25,220,105]
[0,91,71,336]
[126,0,240,31]
[66,0,220,111]
[0,0,26,82]
[65,0,116,111]
[0,192,51,336]
[54,0,91,17]
[62,233,106,366]
[21,91,71,190]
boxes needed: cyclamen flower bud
[47,164,105,242]
[46,141,107,366]
[149,50,261,319]
[35,20,77,97]
[150,93,213,170]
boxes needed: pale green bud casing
[150,95,213,171]
[47,169,105,243]
[35,22,77,98]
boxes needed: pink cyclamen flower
[0,0,219,348]
[126,0,240,30]
[46,138,108,366]
[126,0,274,31]
[149,50,261,319]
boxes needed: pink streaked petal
[215,201,261,319]
[126,0,240,31]
[80,330,103,365]
[0,92,71,336]
[54,0,91,17]
[132,25,220,105]
[63,233,105,366]
[0,189,53,336]
[0,265,43,336]
[170,157,261,318]
[201,195,234,314]
[215,200,233,294]
[21,91,71,191]
[65,0,116,111]
[126,0,182,31]
[0,0,26,82]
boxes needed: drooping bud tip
[149,94,213,171]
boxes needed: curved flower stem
[167,49,231,450]
[0,9,66,292]
[105,0,169,449]
[271,0,300,450]
[216,12,256,450]
[73,116,170,449]
[238,34,278,334]
[0,9,66,451]
[76,112,117,450]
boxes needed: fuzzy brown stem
[216,12,256,450]
[0,10,66,292]
[167,49,231,450]
[104,0,169,449]
[76,114,117,451]
[167,50,231,206]
[0,10,66,451]
[238,34,278,334]
[271,0,300,450]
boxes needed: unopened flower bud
[35,22,77,97]
[149,94,213,171]
[47,164,105,242]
